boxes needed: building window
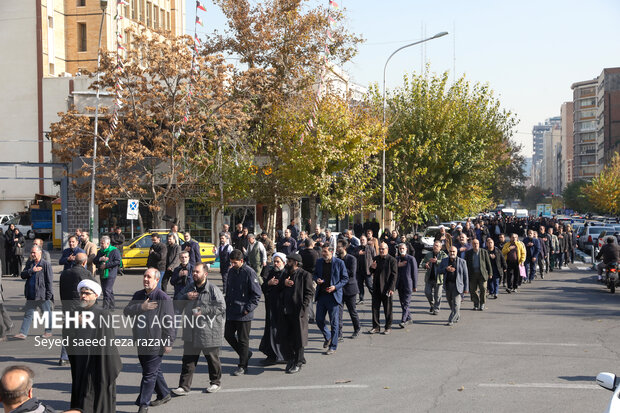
[146,1,152,27]
[139,0,144,22]
[78,23,87,52]
[185,200,212,242]
[167,11,170,30]
[161,9,165,30]
[153,5,159,28]
[131,0,136,19]
[77,0,85,6]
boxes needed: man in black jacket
[336,240,360,340]
[224,250,262,376]
[124,268,175,412]
[147,234,167,280]
[368,242,398,335]
[14,246,53,339]
[356,235,375,304]
[277,253,314,374]
[485,238,506,299]
[59,253,94,366]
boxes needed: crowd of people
[0,214,614,413]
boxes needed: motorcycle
[604,262,619,294]
[597,372,620,412]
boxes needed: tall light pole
[381,31,448,233]
[90,0,108,243]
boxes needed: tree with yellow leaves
[584,152,620,215]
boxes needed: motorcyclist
[595,237,620,280]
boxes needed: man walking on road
[465,239,492,310]
[368,242,397,335]
[224,250,262,375]
[422,240,447,315]
[313,245,348,354]
[438,246,468,326]
[502,233,526,293]
[395,243,417,328]
[172,263,225,396]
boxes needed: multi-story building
[572,79,598,180]
[542,125,562,192]
[596,67,620,168]
[560,101,574,189]
[531,117,560,188]
[0,0,185,213]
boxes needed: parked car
[0,214,15,225]
[421,226,441,250]
[577,226,608,253]
[1,214,35,239]
[596,372,620,413]
[121,230,216,269]
[597,231,620,250]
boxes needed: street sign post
[127,199,139,238]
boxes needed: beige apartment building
[0,0,185,213]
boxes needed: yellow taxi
[121,230,216,268]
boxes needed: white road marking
[478,342,600,347]
[479,383,599,390]
[218,384,369,393]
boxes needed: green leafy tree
[372,70,519,226]
[562,180,590,213]
[522,186,546,210]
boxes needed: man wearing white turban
[67,278,121,413]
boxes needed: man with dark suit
[182,232,202,267]
[124,268,175,412]
[59,235,85,271]
[523,229,541,283]
[438,246,469,326]
[465,239,492,311]
[396,243,418,328]
[313,245,348,355]
[368,242,398,335]
[147,234,167,281]
[335,240,360,340]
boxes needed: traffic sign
[126,199,139,220]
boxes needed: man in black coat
[224,249,262,376]
[485,238,506,300]
[170,251,194,299]
[182,231,202,267]
[276,229,297,255]
[147,234,167,279]
[336,240,360,340]
[124,268,175,412]
[368,242,398,335]
[93,236,122,310]
[59,252,94,366]
[14,245,53,339]
[276,253,314,374]
[356,235,375,304]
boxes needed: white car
[0,214,15,225]
[1,214,35,239]
[421,226,441,250]
[597,372,620,412]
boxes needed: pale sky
[187,0,620,157]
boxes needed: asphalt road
[1,252,619,413]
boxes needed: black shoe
[260,358,278,366]
[150,393,171,407]
[429,307,434,314]
[286,365,301,374]
[493,294,498,299]
[323,338,331,348]
[432,309,438,315]
[350,330,360,339]
[285,361,294,373]
[232,367,246,376]
[58,359,70,367]
[138,406,148,413]
[505,288,511,294]
[309,318,315,323]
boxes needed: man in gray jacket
[421,240,447,315]
[171,263,226,395]
[438,246,469,326]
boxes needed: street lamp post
[90,0,108,243]
[381,31,448,233]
